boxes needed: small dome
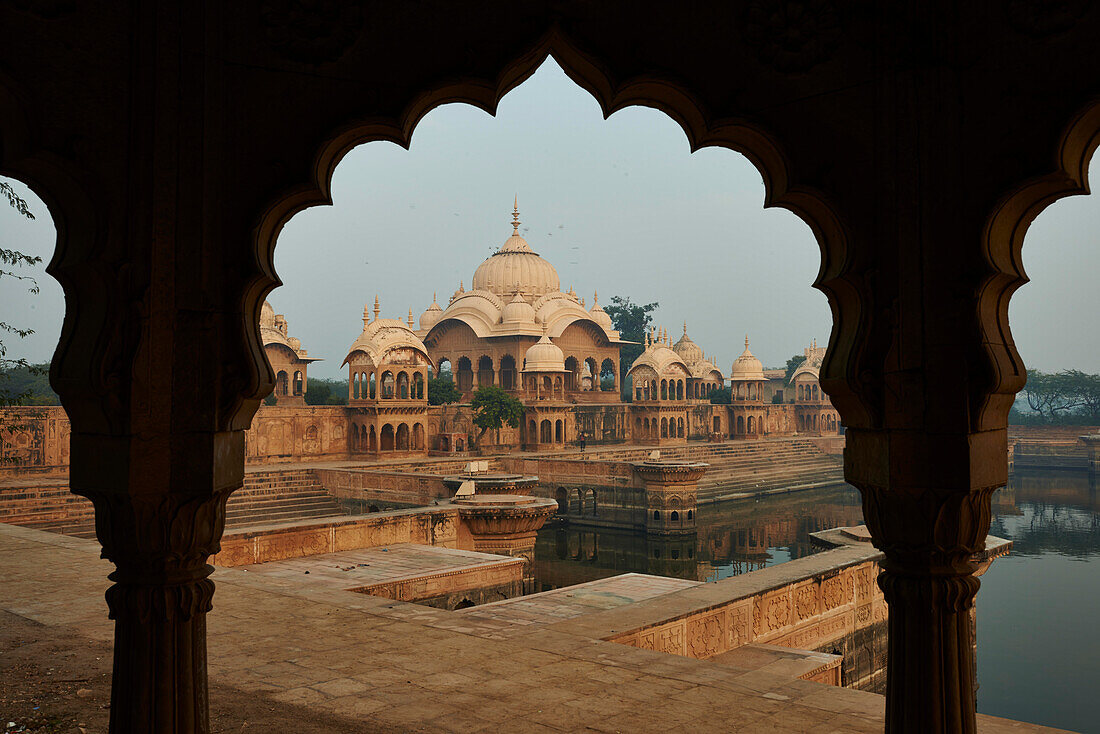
[589,292,614,331]
[522,335,566,373]
[730,336,765,381]
[673,324,704,364]
[502,292,536,324]
[419,294,444,331]
[343,313,432,369]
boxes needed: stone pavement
[460,573,700,627]
[238,543,522,591]
[0,523,1070,733]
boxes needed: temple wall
[605,552,886,662]
[317,467,452,507]
[0,406,70,477]
[245,405,350,462]
[2,399,844,478]
[211,507,460,566]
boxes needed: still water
[532,470,1100,732]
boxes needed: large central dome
[471,203,560,298]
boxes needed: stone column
[78,483,235,733]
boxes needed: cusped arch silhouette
[977,99,1100,430]
[245,32,861,425]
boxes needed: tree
[470,385,524,447]
[603,295,658,397]
[303,377,349,406]
[708,386,731,404]
[1067,370,1100,422]
[428,376,462,405]
[1,181,46,461]
[784,354,807,384]
[1023,369,1074,422]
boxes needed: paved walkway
[460,573,699,627]
[0,523,1068,733]
[238,544,521,591]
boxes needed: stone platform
[459,573,700,627]
[0,523,1068,733]
[238,544,526,609]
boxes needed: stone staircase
[1,469,347,540]
[544,439,846,503]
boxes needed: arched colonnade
[6,7,1100,731]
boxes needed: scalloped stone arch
[975,99,1100,432]
[247,32,857,424]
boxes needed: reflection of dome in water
[471,203,560,298]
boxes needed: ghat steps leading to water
[547,439,846,502]
[0,468,347,540]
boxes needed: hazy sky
[2,60,1098,380]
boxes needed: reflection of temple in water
[989,471,1100,557]
[533,485,864,590]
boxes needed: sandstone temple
[235,203,843,464]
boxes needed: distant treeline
[0,362,59,405]
[1012,369,1100,425]
[302,377,348,406]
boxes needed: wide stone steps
[4,469,349,539]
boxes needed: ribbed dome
[502,292,536,324]
[419,294,444,331]
[522,335,566,372]
[471,204,560,298]
[673,325,704,364]
[589,291,613,331]
[343,317,431,368]
[730,336,765,380]
[260,300,276,328]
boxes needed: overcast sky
[2,60,1098,380]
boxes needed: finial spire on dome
[408,308,414,328]
[374,294,381,320]
[512,196,521,235]
[593,290,598,306]
[363,304,370,328]
[683,321,688,336]
[746,334,750,349]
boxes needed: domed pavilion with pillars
[259,300,317,406]
[672,323,725,401]
[520,334,572,450]
[417,203,627,403]
[342,296,433,456]
[627,327,691,444]
[790,340,841,435]
[729,336,768,438]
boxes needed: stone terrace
[517,438,846,503]
[0,523,1065,733]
